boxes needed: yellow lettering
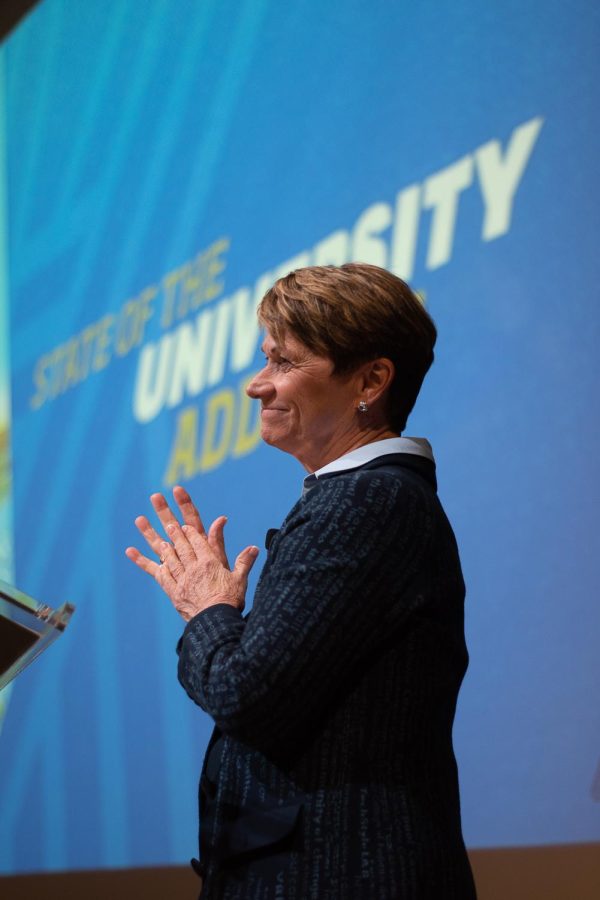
[116,288,156,357]
[164,406,199,485]
[199,389,234,472]
[80,323,99,378]
[160,265,187,329]
[115,301,133,356]
[60,340,80,392]
[162,373,262,484]
[30,353,52,410]
[135,287,156,345]
[232,373,261,458]
[160,238,230,328]
[182,261,202,315]
[92,314,115,371]
[204,237,229,303]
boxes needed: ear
[357,357,395,406]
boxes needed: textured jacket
[177,454,477,899]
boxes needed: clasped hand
[125,485,259,621]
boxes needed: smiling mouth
[261,406,287,412]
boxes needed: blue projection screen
[0,0,599,874]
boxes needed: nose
[246,366,275,402]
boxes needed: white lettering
[351,202,392,266]
[206,300,233,387]
[476,117,544,241]
[133,333,176,423]
[131,116,544,422]
[230,288,260,373]
[423,156,473,269]
[390,184,421,281]
[166,310,213,408]
[312,230,350,266]
[273,252,311,282]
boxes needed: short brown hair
[257,263,437,433]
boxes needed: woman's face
[246,330,363,471]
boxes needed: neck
[298,425,400,474]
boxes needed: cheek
[300,395,343,430]
[314,384,351,416]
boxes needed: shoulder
[311,463,436,515]
[277,465,435,552]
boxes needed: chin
[260,427,295,455]
[260,426,282,448]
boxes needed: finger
[150,492,183,537]
[232,546,260,592]
[126,547,178,593]
[135,515,170,560]
[125,546,157,576]
[173,485,206,534]
[207,516,230,568]
[159,540,185,579]
[165,520,197,564]
[183,523,211,557]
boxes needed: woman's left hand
[125,485,259,621]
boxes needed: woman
[126,263,477,899]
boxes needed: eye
[263,354,292,369]
[276,356,294,371]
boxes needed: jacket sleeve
[177,469,436,751]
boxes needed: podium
[0,579,75,690]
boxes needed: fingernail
[166,523,175,533]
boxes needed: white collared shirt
[303,437,434,492]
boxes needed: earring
[358,400,368,413]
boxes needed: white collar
[305,437,434,484]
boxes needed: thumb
[233,545,260,587]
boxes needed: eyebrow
[261,341,289,356]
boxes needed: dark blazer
[177,454,477,899]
